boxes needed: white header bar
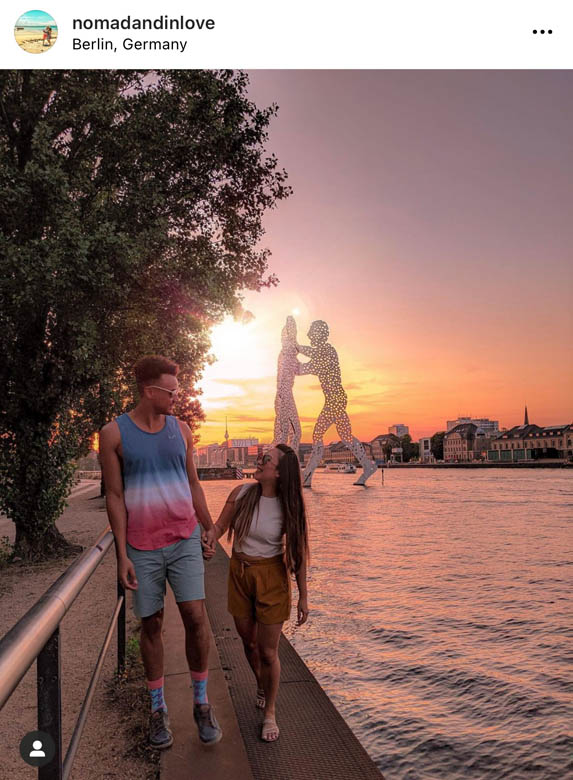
[1,0,572,69]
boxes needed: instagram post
[0,3,572,779]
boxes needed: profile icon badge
[14,10,58,53]
[19,730,56,767]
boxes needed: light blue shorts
[126,524,205,618]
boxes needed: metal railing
[0,528,125,779]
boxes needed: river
[203,468,572,779]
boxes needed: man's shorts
[126,525,205,618]
[228,553,291,624]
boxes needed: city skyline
[196,71,572,445]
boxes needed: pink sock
[190,670,208,704]
[147,676,166,712]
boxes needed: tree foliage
[431,431,446,460]
[0,70,290,560]
[399,434,418,462]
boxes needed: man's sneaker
[193,703,223,744]
[149,708,174,749]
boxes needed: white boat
[325,463,356,473]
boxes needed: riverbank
[381,461,572,468]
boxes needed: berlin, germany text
[72,38,188,52]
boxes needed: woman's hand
[202,540,216,560]
[296,595,309,625]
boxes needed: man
[297,320,378,487]
[100,355,222,749]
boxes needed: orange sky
[196,71,573,445]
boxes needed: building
[419,437,433,463]
[443,423,492,462]
[369,434,401,463]
[298,443,314,466]
[230,438,258,447]
[195,443,229,467]
[324,441,372,465]
[446,416,500,435]
[488,423,573,462]
[388,424,409,438]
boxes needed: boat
[325,463,356,473]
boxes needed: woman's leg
[233,615,263,690]
[257,621,283,740]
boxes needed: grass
[106,624,160,779]
[0,536,14,569]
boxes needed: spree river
[203,469,572,779]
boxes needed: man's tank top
[233,483,285,558]
[116,413,197,550]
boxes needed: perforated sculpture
[296,320,378,487]
[272,315,302,453]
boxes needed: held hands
[296,595,309,626]
[201,526,217,560]
[118,558,138,590]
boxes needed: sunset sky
[196,71,572,445]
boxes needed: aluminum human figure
[272,315,302,453]
[297,320,378,487]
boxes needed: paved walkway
[161,546,383,779]
[161,582,253,779]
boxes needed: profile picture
[14,10,58,53]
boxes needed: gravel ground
[0,486,159,779]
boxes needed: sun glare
[199,315,278,413]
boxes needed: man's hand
[296,595,309,626]
[118,558,138,590]
[201,526,217,552]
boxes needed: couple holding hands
[100,355,309,751]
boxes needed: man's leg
[140,608,174,749]
[177,600,210,697]
[127,548,167,707]
[140,608,165,684]
[178,599,222,744]
[169,528,222,745]
[127,544,173,749]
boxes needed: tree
[0,70,290,561]
[382,441,393,461]
[431,431,446,460]
[399,434,418,462]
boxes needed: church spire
[524,405,529,426]
[224,416,229,447]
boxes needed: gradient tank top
[116,413,197,550]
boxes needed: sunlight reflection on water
[203,469,573,779]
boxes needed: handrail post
[37,627,62,780]
[117,582,126,676]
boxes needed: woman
[206,444,309,742]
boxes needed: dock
[161,545,383,779]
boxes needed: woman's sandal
[256,688,266,709]
[261,717,280,742]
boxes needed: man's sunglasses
[148,385,179,399]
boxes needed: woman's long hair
[228,444,309,573]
